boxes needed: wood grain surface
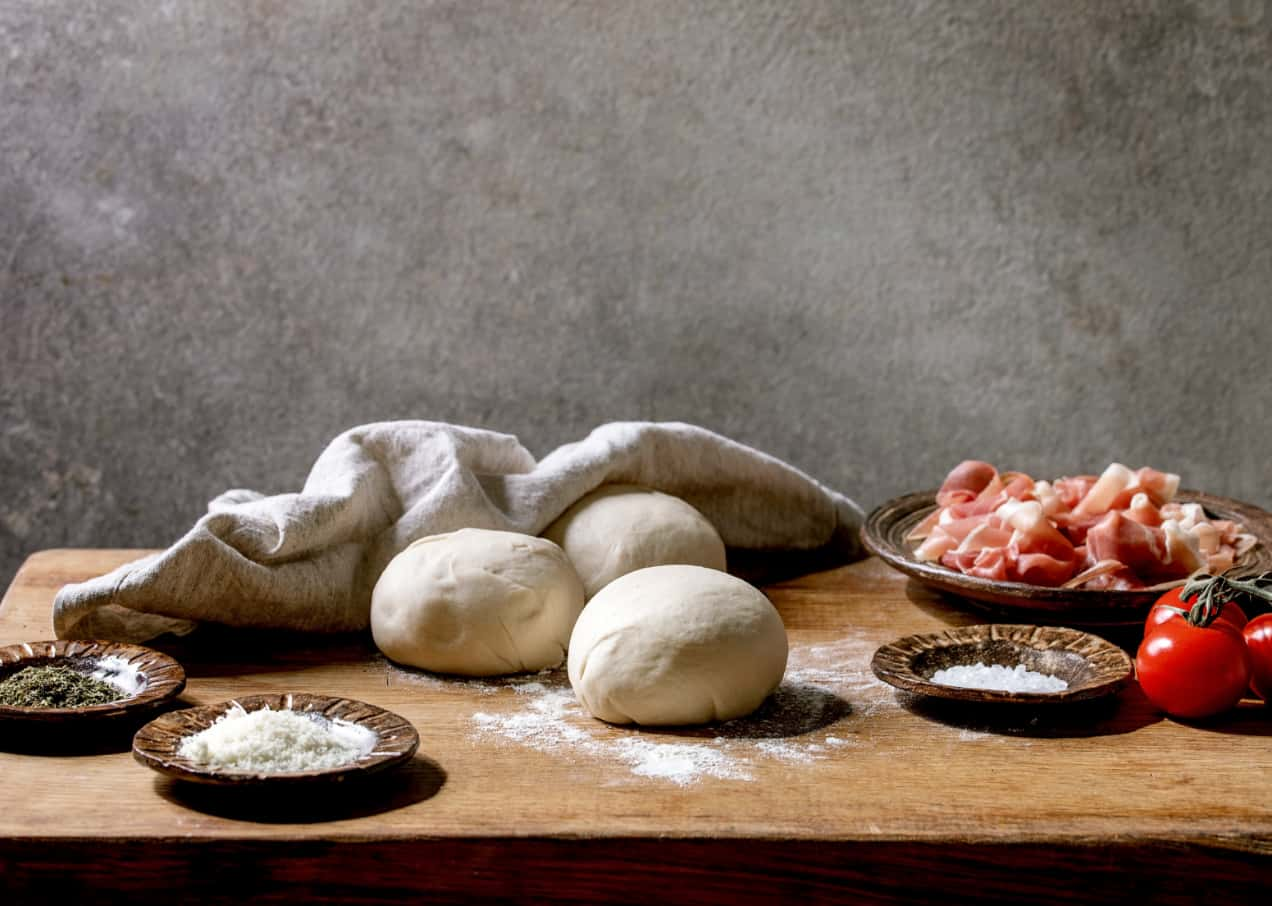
[2,549,1270,904]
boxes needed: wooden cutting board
[2,549,1270,904]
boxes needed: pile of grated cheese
[177,705,377,773]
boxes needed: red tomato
[1136,619,1251,719]
[1145,587,1247,635]
[1243,614,1272,702]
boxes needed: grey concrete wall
[3,0,1271,588]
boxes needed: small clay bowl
[0,639,186,723]
[133,693,419,786]
[870,624,1133,704]
[861,489,1272,627]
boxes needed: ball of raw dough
[371,528,584,676]
[542,484,727,598]
[567,564,787,725]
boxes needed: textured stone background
[3,1,1271,588]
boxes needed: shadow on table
[1162,699,1272,736]
[157,753,448,823]
[728,537,862,588]
[0,696,194,756]
[895,683,1162,739]
[145,626,377,679]
[902,581,1147,650]
[636,682,853,742]
[902,580,986,629]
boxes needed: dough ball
[542,484,727,598]
[567,564,787,725]
[371,528,584,676]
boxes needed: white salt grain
[930,662,1068,694]
[178,705,377,773]
[90,655,145,697]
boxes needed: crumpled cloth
[53,421,863,642]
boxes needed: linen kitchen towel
[54,421,863,641]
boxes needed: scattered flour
[462,636,896,786]
[755,740,819,764]
[618,739,752,783]
[472,682,751,784]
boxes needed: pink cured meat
[942,547,1010,582]
[1053,476,1097,510]
[914,460,1247,589]
[936,460,999,507]
[1009,521,1079,586]
[1084,512,1173,581]
[1124,494,1163,527]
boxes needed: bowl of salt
[870,624,1133,705]
[0,639,186,723]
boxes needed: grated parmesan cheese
[930,662,1068,694]
[177,705,377,773]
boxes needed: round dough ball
[542,484,727,598]
[371,528,584,676]
[567,564,787,725]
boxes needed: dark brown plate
[862,489,1272,626]
[871,624,1133,704]
[132,693,419,785]
[0,639,186,722]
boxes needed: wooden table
[2,550,1270,904]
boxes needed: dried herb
[0,665,123,708]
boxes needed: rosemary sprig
[1177,569,1272,626]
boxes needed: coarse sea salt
[89,655,145,698]
[930,662,1068,694]
[178,705,377,773]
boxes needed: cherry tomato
[1136,618,1251,719]
[1145,587,1247,635]
[1243,614,1272,702]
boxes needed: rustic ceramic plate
[132,693,419,786]
[0,639,186,723]
[871,624,1133,704]
[861,490,1272,626]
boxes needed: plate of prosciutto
[862,461,1272,625]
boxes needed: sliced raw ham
[915,460,1251,589]
[905,508,942,542]
[935,460,999,507]
[1001,472,1035,501]
[1076,569,1147,591]
[954,521,1014,555]
[1071,463,1135,518]
[1124,493,1163,527]
[942,546,1010,582]
[914,515,1007,562]
[1054,475,1098,510]
[1160,520,1205,578]
[1084,512,1200,583]
[1032,481,1069,519]
[1103,467,1182,511]
[1012,547,1078,585]
[1061,559,1128,589]
[1132,466,1180,504]
[996,500,1079,585]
